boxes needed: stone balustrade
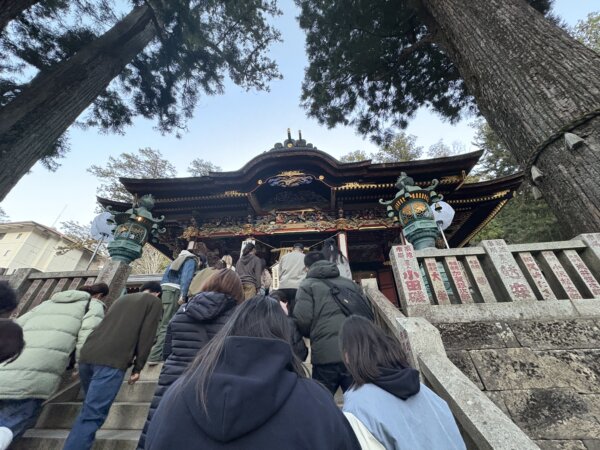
[363,283,540,450]
[389,234,600,322]
[1,260,131,315]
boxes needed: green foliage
[339,132,422,162]
[471,120,519,179]
[473,189,567,244]
[373,132,423,162]
[88,147,177,202]
[427,140,465,158]
[1,0,282,165]
[187,158,221,177]
[469,121,567,244]
[339,149,369,163]
[572,11,600,52]
[296,0,552,143]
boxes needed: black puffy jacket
[137,291,236,449]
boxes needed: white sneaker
[0,427,13,450]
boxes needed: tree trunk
[0,5,156,200]
[0,0,39,33]
[422,0,600,236]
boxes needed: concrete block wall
[437,319,600,450]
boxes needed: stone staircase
[12,365,161,450]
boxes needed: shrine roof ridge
[117,148,485,190]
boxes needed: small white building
[0,221,104,274]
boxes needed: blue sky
[1,0,597,227]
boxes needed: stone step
[115,380,157,403]
[36,402,150,430]
[13,429,140,450]
[123,363,162,382]
[73,380,158,403]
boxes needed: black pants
[278,288,298,315]
[312,363,353,395]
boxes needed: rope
[525,108,600,181]
[255,232,343,253]
[307,232,342,250]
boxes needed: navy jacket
[137,291,236,449]
[146,336,361,450]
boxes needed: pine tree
[88,148,177,203]
[297,0,600,236]
[0,1,281,200]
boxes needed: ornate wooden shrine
[99,132,522,303]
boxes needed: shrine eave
[116,148,484,197]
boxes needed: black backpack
[319,279,375,321]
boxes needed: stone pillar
[575,233,600,274]
[479,239,537,302]
[390,244,430,313]
[7,268,39,301]
[95,260,132,307]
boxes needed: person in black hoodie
[235,243,262,300]
[341,316,466,450]
[145,295,361,450]
[137,269,245,450]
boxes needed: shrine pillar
[337,231,349,261]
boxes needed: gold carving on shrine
[337,182,380,190]
[439,175,463,184]
[223,190,244,197]
[277,170,305,177]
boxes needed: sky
[1,0,597,227]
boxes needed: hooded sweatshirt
[293,260,361,364]
[235,253,262,288]
[145,337,361,450]
[343,366,466,450]
[162,251,197,298]
[138,291,237,450]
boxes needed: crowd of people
[0,237,465,450]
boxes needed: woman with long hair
[145,296,361,450]
[340,316,465,450]
[322,237,352,279]
[137,269,244,449]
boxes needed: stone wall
[437,319,600,450]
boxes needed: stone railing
[1,260,132,316]
[390,234,600,322]
[364,284,539,450]
[0,269,100,316]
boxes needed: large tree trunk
[422,0,600,236]
[0,0,39,33]
[0,5,156,200]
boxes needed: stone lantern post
[379,172,443,250]
[106,195,166,264]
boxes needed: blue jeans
[63,363,125,450]
[0,398,43,438]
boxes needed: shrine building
[99,132,522,303]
